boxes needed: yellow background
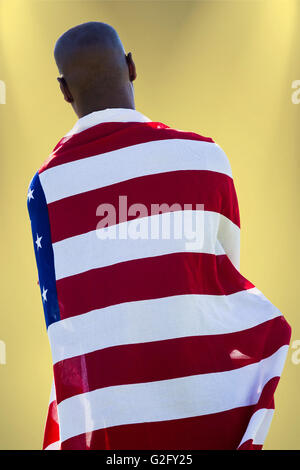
[0,0,299,450]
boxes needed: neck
[74,84,135,118]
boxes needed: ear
[126,52,137,82]
[57,76,74,103]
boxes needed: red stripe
[60,377,278,450]
[238,440,263,450]
[48,170,239,243]
[39,121,214,173]
[43,400,60,449]
[56,253,254,320]
[54,316,290,404]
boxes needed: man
[27,22,291,450]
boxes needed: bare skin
[54,22,137,118]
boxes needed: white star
[42,286,48,303]
[35,233,42,250]
[27,188,34,201]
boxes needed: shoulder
[27,170,49,222]
[159,124,232,177]
[37,134,70,174]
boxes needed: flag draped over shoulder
[27,108,291,450]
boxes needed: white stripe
[253,409,274,445]
[44,440,61,450]
[53,210,229,280]
[39,140,232,204]
[64,108,151,136]
[238,408,274,447]
[48,288,282,365]
[49,379,56,404]
[218,212,240,271]
[57,346,288,442]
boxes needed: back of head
[54,22,136,116]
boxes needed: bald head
[54,22,137,117]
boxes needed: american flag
[27,108,291,450]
